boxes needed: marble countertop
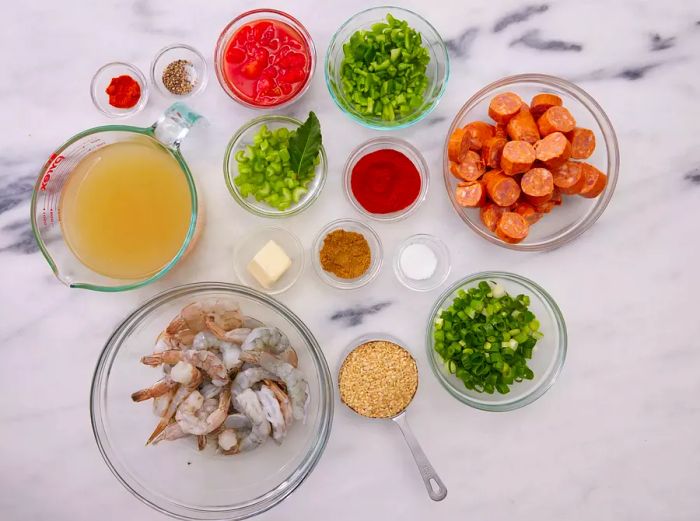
[2,0,699,520]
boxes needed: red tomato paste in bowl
[216,12,313,108]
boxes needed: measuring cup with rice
[338,335,447,501]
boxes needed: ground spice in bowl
[319,229,371,279]
[162,59,195,95]
[105,75,141,108]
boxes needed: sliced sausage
[513,201,542,225]
[480,203,508,232]
[500,140,536,175]
[552,161,585,194]
[488,92,523,124]
[463,121,495,151]
[567,127,596,159]
[537,106,576,136]
[447,128,466,162]
[578,163,607,198]
[449,151,485,181]
[530,93,563,119]
[496,212,529,244]
[485,171,521,207]
[534,132,572,169]
[481,136,507,168]
[521,168,554,198]
[494,124,508,138]
[507,106,540,144]
[455,180,486,207]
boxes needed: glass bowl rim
[150,43,209,99]
[311,218,383,289]
[223,114,328,218]
[343,136,429,221]
[425,271,567,411]
[90,61,150,118]
[392,233,451,292]
[443,73,620,251]
[90,281,334,520]
[323,5,450,130]
[213,8,317,110]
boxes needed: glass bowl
[91,62,149,118]
[443,74,620,251]
[224,115,327,218]
[312,219,383,290]
[151,43,208,99]
[343,137,429,221]
[426,272,567,411]
[393,234,450,292]
[90,282,333,520]
[214,9,316,109]
[233,226,304,295]
[325,6,449,130]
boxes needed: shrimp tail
[141,354,162,366]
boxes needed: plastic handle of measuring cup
[392,412,448,501]
[152,102,203,149]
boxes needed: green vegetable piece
[288,111,322,179]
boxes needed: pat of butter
[247,240,292,289]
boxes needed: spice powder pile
[319,229,371,279]
[162,59,196,95]
[338,341,418,418]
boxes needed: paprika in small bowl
[344,137,429,222]
[90,62,149,118]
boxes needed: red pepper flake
[105,75,141,109]
[351,149,421,214]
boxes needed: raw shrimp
[152,389,175,417]
[152,422,189,444]
[265,380,293,428]
[240,351,308,421]
[142,349,229,386]
[218,414,254,454]
[131,377,177,402]
[200,382,222,400]
[231,366,278,397]
[169,361,200,386]
[257,385,287,443]
[176,387,232,435]
[222,328,251,345]
[146,369,202,444]
[204,300,243,340]
[218,429,238,452]
[241,327,298,367]
[233,389,271,452]
[221,344,242,372]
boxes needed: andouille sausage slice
[455,180,486,207]
[534,132,572,169]
[463,121,495,151]
[578,163,607,198]
[449,151,485,181]
[486,171,521,207]
[494,124,507,138]
[552,161,585,194]
[480,203,508,232]
[448,128,466,162]
[496,212,529,244]
[530,93,563,119]
[488,92,523,124]
[521,167,554,198]
[500,140,536,175]
[482,136,507,168]
[513,201,542,225]
[507,106,540,144]
[567,127,596,159]
[537,106,576,136]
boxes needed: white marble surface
[2,0,700,519]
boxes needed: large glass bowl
[325,6,449,130]
[90,283,333,520]
[426,272,567,411]
[224,115,327,218]
[443,74,620,251]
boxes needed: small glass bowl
[344,137,429,222]
[312,219,383,290]
[90,62,149,118]
[444,74,620,251]
[426,272,567,411]
[214,9,316,109]
[325,6,449,130]
[151,43,208,99]
[393,234,450,292]
[233,226,304,295]
[224,115,327,218]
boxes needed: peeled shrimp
[231,366,278,398]
[265,380,293,428]
[152,389,175,417]
[200,382,222,400]
[203,300,243,340]
[257,385,287,443]
[131,377,177,402]
[222,328,251,345]
[241,327,298,367]
[233,389,271,452]
[170,361,200,386]
[152,422,189,444]
[146,369,202,445]
[176,387,231,436]
[142,349,229,386]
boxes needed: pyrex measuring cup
[31,103,202,291]
[339,335,448,501]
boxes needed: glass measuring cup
[338,334,448,501]
[31,103,202,291]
